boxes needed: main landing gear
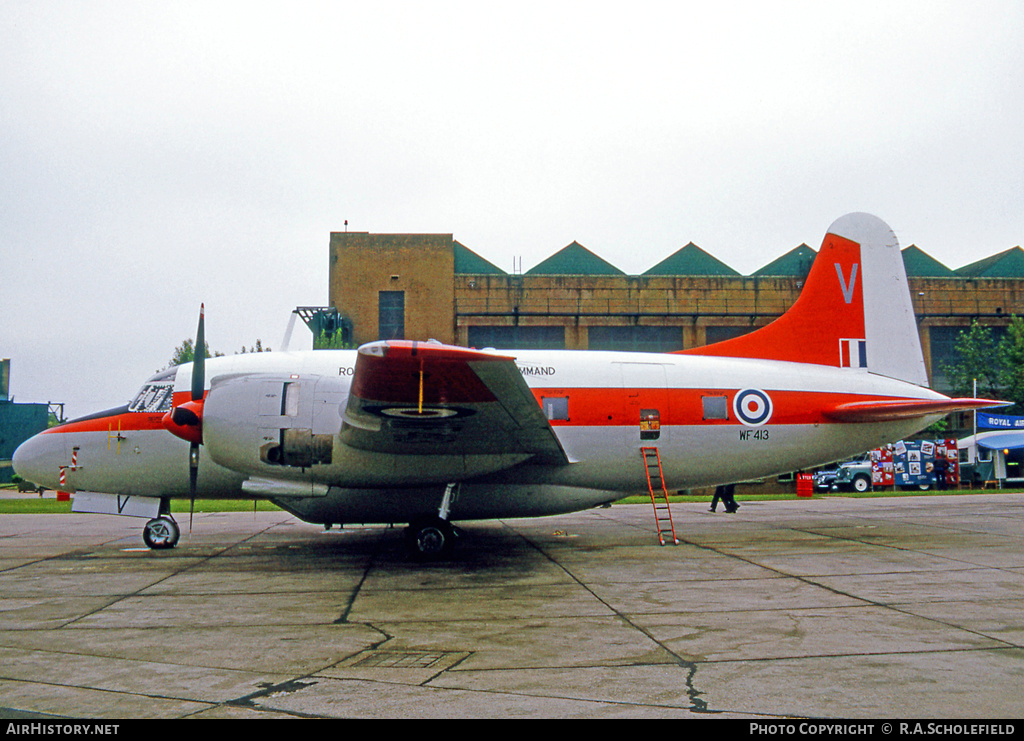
[404,483,459,560]
[405,515,457,559]
[143,515,180,550]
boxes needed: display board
[871,438,959,488]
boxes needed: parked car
[812,468,840,492]
[830,457,873,493]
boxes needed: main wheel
[405,516,455,560]
[143,516,180,550]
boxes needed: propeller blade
[189,443,199,498]
[192,303,205,402]
[189,442,199,535]
[175,305,204,543]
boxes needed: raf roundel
[734,388,773,426]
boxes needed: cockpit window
[129,382,174,413]
[128,369,177,413]
[146,368,178,383]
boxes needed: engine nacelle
[202,373,348,482]
[201,372,533,487]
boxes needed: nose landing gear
[143,515,180,550]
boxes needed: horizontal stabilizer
[825,397,1007,423]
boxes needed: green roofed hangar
[328,229,1024,393]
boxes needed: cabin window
[542,396,569,421]
[640,409,660,440]
[702,395,729,420]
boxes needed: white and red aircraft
[13,213,1001,557]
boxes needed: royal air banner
[977,412,1024,430]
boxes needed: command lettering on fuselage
[517,365,557,378]
[339,366,355,376]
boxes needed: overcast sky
[3,0,1023,418]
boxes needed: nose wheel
[143,516,180,550]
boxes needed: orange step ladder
[641,447,679,545]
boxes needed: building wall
[0,401,48,483]
[327,233,1024,391]
[453,273,803,350]
[329,232,456,346]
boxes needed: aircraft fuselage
[14,348,944,524]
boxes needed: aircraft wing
[825,397,1007,423]
[340,340,569,465]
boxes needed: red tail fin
[683,213,927,386]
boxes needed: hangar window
[704,326,754,345]
[467,325,565,349]
[379,291,405,340]
[588,326,683,353]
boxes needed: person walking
[710,483,739,512]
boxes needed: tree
[941,320,1003,400]
[164,338,272,371]
[313,330,355,350]
[236,339,270,354]
[997,315,1024,415]
[166,339,224,369]
[941,316,1024,415]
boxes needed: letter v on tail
[835,262,858,304]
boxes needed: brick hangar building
[328,229,1024,395]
